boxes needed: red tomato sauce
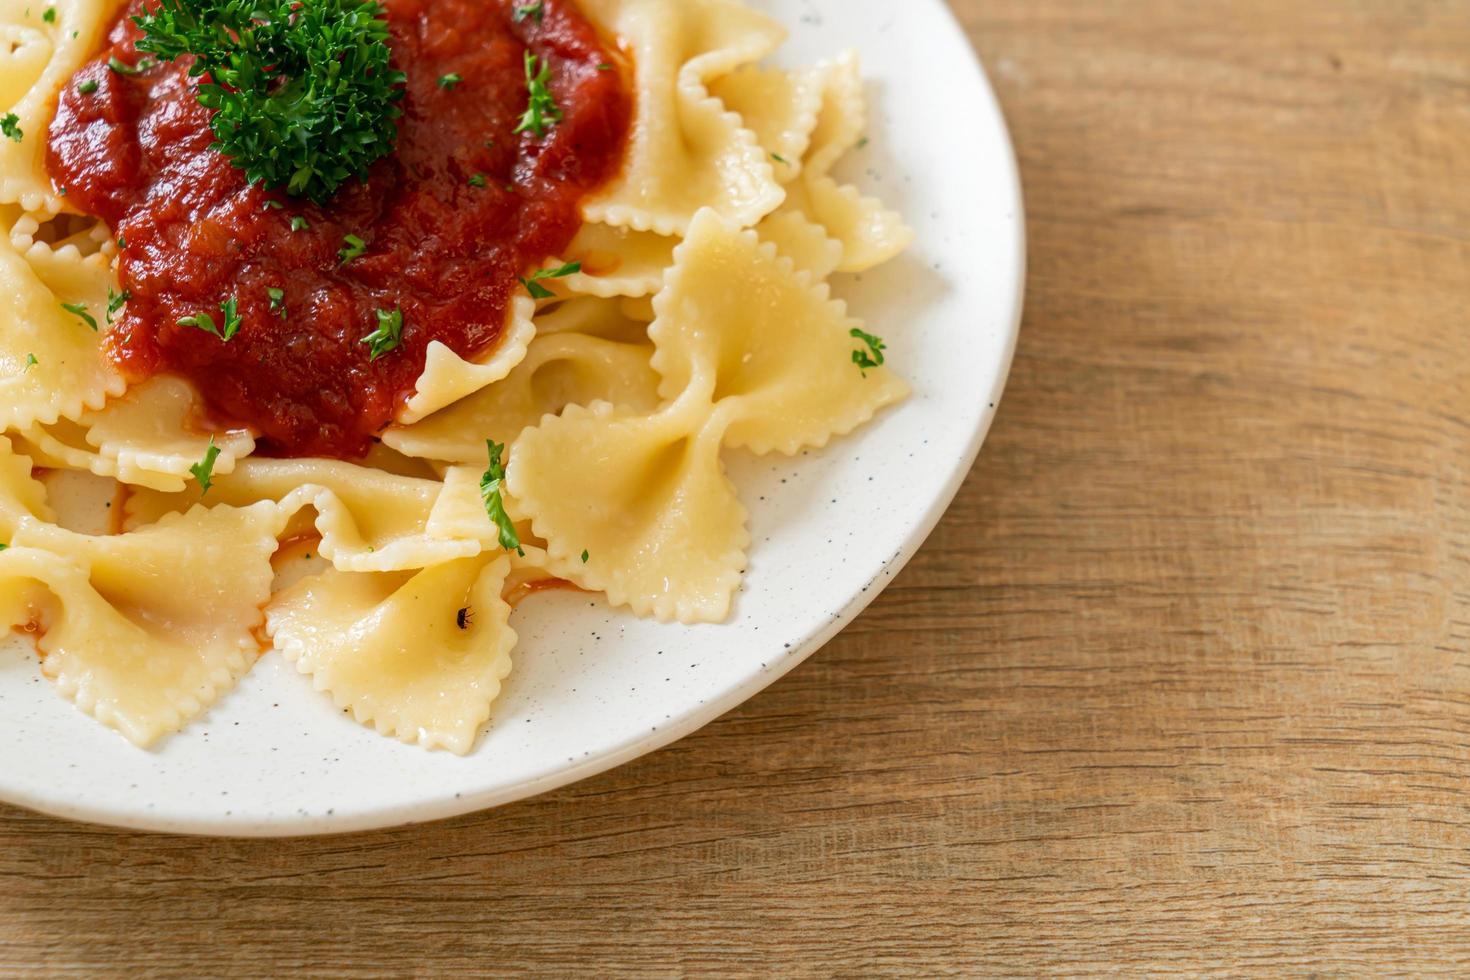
[47,0,630,458]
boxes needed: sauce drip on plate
[47,0,631,458]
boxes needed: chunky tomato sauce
[47,0,630,458]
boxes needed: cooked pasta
[0,0,912,752]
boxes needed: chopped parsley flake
[770,152,789,165]
[850,327,887,376]
[581,549,590,564]
[133,0,406,203]
[596,63,613,72]
[518,260,580,299]
[77,79,98,95]
[190,436,221,495]
[513,52,562,139]
[0,113,21,142]
[468,173,487,187]
[438,72,463,90]
[60,301,97,331]
[23,353,37,372]
[116,233,126,248]
[338,233,367,264]
[107,55,155,76]
[267,286,286,317]
[106,287,129,324]
[42,6,54,22]
[290,215,309,232]
[513,1,544,22]
[179,296,242,342]
[360,305,403,361]
[480,440,524,556]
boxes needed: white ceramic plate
[0,0,1024,836]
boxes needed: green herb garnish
[513,1,544,22]
[480,440,523,556]
[77,79,98,95]
[179,296,242,342]
[468,173,486,187]
[190,436,220,495]
[41,6,54,22]
[338,233,367,264]
[290,215,309,232]
[360,305,403,361]
[23,353,37,372]
[0,113,21,142]
[518,260,580,299]
[770,152,789,165]
[132,0,407,204]
[267,286,286,317]
[106,287,130,324]
[850,327,886,376]
[513,52,562,138]
[438,72,462,90]
[61,301,97,331]
[107,55,155,76]
[581,549,589,564]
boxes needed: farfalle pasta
[0,0,913,753]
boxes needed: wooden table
[3,1,1467,974]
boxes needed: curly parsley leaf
[518,260,580,299]
[850,327,887,377]
[107,54,156,76]
[479,440,524,556]
[339,233,367,264]
[190,436,221,495]
[179,296,242,342]
[60,301,97,331]
[107,287,130,324]
[360,305,403,361]
[513,52,562,138]
[133,0,407,204]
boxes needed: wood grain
[3,0,1469,974]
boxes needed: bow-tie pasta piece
[397,293,536,424]
[0,234,124,431]
[777,53,914,274]
[0,433,51,535]
[710,64,825,185]
[17,376,254,492]
[509,394,749,624]
[122,459,482,573]
[385,331,660,466]
[1,500,289,746]
[560,223,676,299]
[534,295,653,343]
[266,555,516,755]
[578,0,786,236]
[0,0,115,212]
[652,209,908,456]
[756,209,843,281]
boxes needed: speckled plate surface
[0,0,1024,836]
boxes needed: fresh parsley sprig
[179,295,242,342]
[360,306,403,361]
[190,436,221,495]
[480,440,524,556]
[132,0,406,204]
[850,327,887,377]
[60,301,97,331]
[518,261,580,299]
[514,52,562,138]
